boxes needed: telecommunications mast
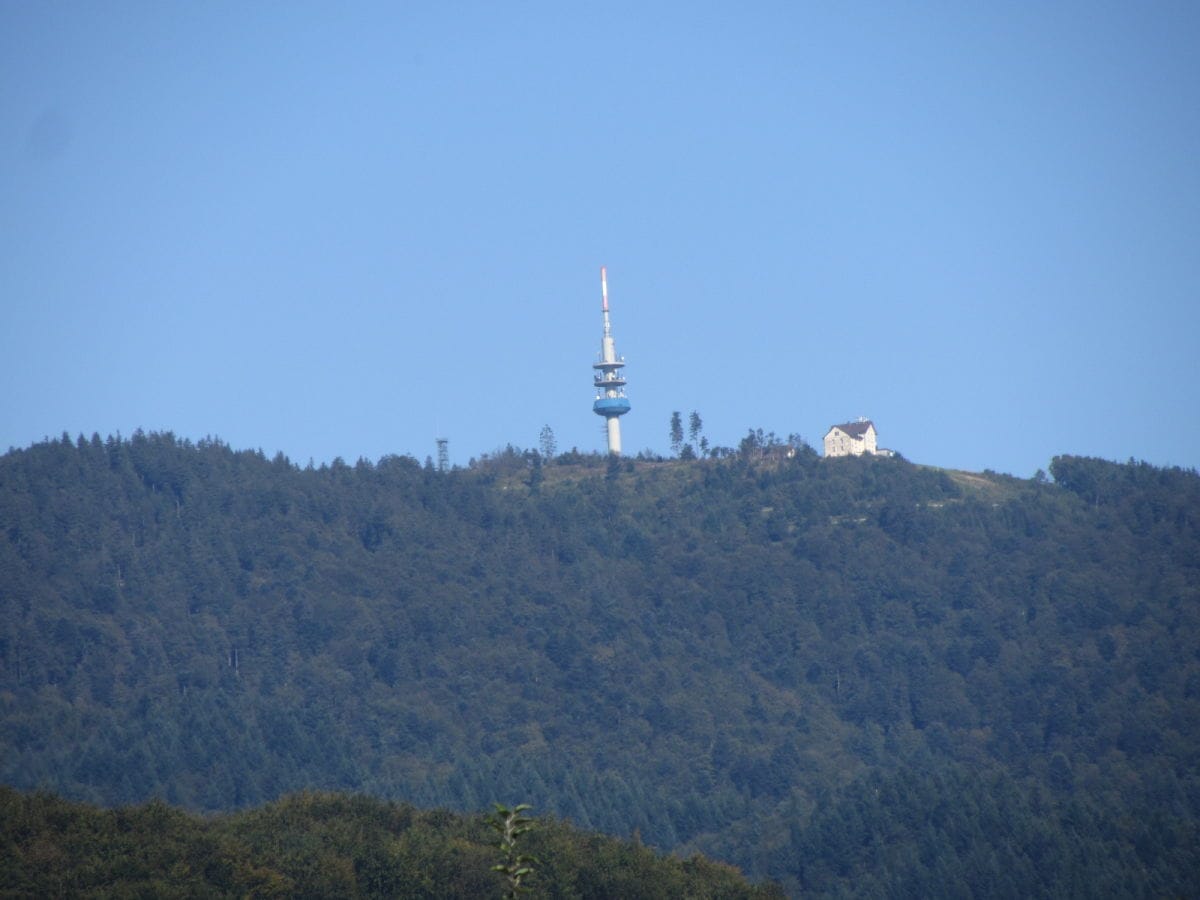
[592,266,631,455]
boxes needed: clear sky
[3,2,1198,476]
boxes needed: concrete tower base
[606,417,622,455]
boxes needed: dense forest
[1,787,778,897]
[2,431,1199,896]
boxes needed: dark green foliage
[2,434,1199,895]
[0,787,780,898]
[669,411,684,456]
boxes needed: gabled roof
[828,420,875,439]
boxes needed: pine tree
[669,412,684,456]
[538,425,557,461]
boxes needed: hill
[2,431,1199,895]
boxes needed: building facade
[823,419,879,458]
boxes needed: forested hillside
[1,787,778,897]
[2,432,1198,896]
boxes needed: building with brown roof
[823,418,879,458]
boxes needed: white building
[823,419,879,458]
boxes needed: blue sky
[3,2,1197,476]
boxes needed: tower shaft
[592,266,630,454]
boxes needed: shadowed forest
[2,432,1198,896]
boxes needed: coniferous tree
[538,425,557,461]
[669,412,684,456]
